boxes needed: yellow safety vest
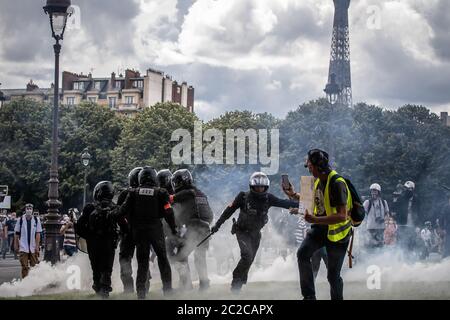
[313,170,353,242]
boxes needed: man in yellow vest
[293,149,352,300]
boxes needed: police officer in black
[119,166,177,299]
[117,167,150,294]
[76,181,119,298]
[157,169,174,195]
[170,169,214,291]
[211,172,298,293]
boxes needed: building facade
[0,68,194,116]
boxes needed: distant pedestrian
[14,204,42,278]
[60,211,78,257]
[5,212,18,259]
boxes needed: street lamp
[81,149,91,208]
[43,0,72,265]
[324,73,341,106]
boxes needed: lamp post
[323,73,342,161]
[43,0,72,264]
[324,73,341,106]
[81,149,91,208]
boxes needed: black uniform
[119,186,177,297]
[171,187,213,290]
[76,201,118,297]
[117,189,152,293]
[214,191,298,290]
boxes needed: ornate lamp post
[81,149,91,208]
[43,0,72,264]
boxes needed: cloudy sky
[0,0,449,120]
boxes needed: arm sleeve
[36,219,42,233]
[116,190,129,206]
[14,218,20,234]
[330,181,348,207]
[363,200,370,212]
[215,192,244,227]
[118,192,133,218]
[160,190,177,231]
[268,193,299,209]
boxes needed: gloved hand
[211,224,220,234]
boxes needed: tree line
[0,98,449,223]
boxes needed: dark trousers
[297,226,349,300]
[119,232,152,293]
[312,247,328,279]
[232,229,261,288]
[133,222,172,294]
[87,236,116,295]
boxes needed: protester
[363,183,389,249]
[60,210,78,257]
[14,204,42,278]
[5,212,18,259]
[293,149,353,300]
[384,216,398,246]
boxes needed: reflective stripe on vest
[313,170,353,242]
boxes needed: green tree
[111,102,199,186]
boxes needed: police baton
[197,232,214,248]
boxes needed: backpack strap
[19,216,23,237]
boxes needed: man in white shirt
[14,203,42,278]
[363,183,389,249]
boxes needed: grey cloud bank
[1,0,449,120]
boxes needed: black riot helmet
[249,172,270,194]
[138,166,158,187]
[128,167,143,188]
[157,169,173,190]
[93,181,115,202]
[171,169,193,192]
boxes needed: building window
[109,97,117,108]
[125,96,134,105]
[177,87,181,94]
[115,81,122,89]
[66,97,75,105]
[88,97,97,103]
[73,82,84,90]
[94,81,102,90]
[133,80,143,88]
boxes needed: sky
[0,0,449,120]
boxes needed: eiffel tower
[324,0,352,108]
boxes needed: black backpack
[88,205,117,237]
[330,174,366,227]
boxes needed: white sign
[0,196,11,209]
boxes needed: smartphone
[281,174,291,190]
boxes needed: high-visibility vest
[313,170,353,242]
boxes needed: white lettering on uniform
[139,188,154,196]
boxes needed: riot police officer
[211,172,298,293]
[170,169,214,291]
[76,181,119,298]
[119,166,177,299]
[117,167,150,294]
[157,169,174,195]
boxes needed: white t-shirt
[14,216,42,253]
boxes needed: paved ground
[0,254,21,284]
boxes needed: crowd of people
[2,148,449,301]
